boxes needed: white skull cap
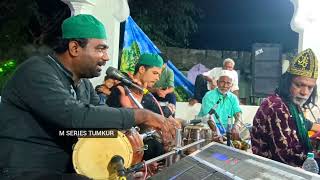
[218,70,233,82]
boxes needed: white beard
[218,89,229,95]
[292,96,308,107]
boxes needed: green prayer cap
[62,14,107,39]
[138,53,163,68]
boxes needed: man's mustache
[294,96,308,101]
[98,61,106,66]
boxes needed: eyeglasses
[218,80,232,86]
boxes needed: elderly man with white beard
[198,70,242,139]
[251,48,320,167]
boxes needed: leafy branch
[128,0,203,48]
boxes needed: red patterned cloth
[251,94,310,167]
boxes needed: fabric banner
[120,16,194,100]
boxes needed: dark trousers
[194,74,208,103]
[153,92,176,105]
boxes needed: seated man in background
[198,70,242,138]
[190,58,239,105]
[251,48,320,167]
[107,53,177,160]
[149,55,176,106]
[107,54,175,118]
[95,75,119,105]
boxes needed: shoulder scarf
[288,103,313,152]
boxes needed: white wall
[89,0,129,87]
[175,102,259,125]
[61,0,130,87]
[290,0,320,119]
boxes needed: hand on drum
[161,116,181,152]
[135,109,181,152]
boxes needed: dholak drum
[183,124,212,154]
[72,128,144,180]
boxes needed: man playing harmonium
[251,48,320,167]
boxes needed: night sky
[190,0,298,52]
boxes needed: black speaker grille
[252,43,282,97]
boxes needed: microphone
[207,97,226,136]
[208,98,222,118]
[106,67,148,94]
[209,109,220,120]
[109,155,126,177]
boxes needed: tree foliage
[0,0,69,62]
[128,0,202,48]
[0,0,69,94]
[0,0,34,62]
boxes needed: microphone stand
[207,98,226,134]
[123,85,144,109]
[123,84,183,168]
[207,100,234,147]
[109,85,143,179]
[123,85,181,167]
[307,104,320,123]
[211,111,227,135]
[226,116,234,147]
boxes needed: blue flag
[120,16,194,100]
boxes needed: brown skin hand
[133,109,179,151]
